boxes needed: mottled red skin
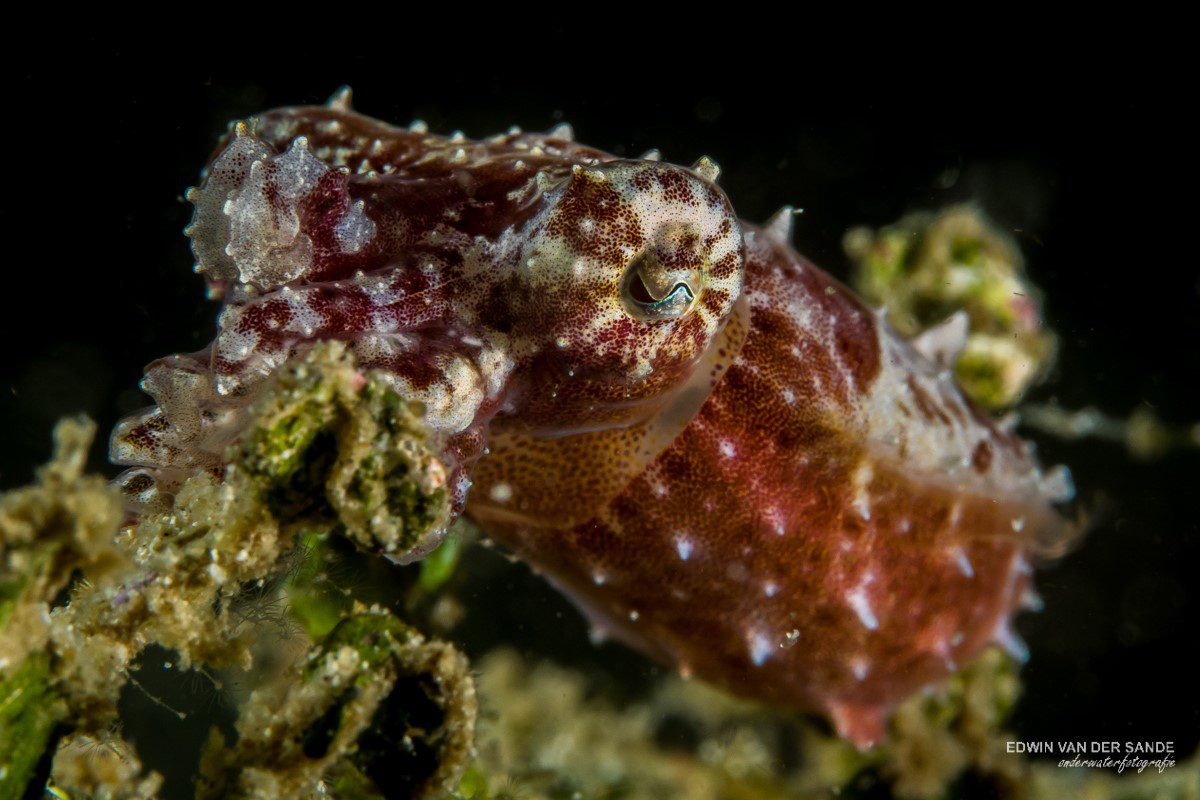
[112,99,1067,747]
[471,230,1045,744]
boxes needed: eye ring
[621,251,698,321]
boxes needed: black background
[1,32,1196,771]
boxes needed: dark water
[2,38,1196,791]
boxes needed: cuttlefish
[112,91,1071,747]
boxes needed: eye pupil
[628,269,657,304]
[622,250,698,321]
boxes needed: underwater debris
[195,609,475,799]
[1020,402,1200,461]
[845,205,1057,409]
[0,344,471,798]
[47,728,162,800]
[238,345,451,560]
[469,647,791,800]
[468,646,1027,799]
[0,417,129,800]
[465,646,1199,800]
[0,417,130,672]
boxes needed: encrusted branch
[0,344,472,800]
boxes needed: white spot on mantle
[748,630,773,666]
[851,460,874,521]
[951,546,975,578]
[674,535,694,561]
[764,507,787,537]
[846,575,880,631]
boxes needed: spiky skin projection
[111,92,1071,747]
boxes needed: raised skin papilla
[112,95,1069,748]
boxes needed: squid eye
[621,251,699,321]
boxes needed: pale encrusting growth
[468,647,1197,800]
[195,610,475,799]
[0,345,473,799]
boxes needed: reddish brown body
[470,228,1060,745]
[113,95,1069,746]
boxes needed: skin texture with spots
[111,92,1071,748]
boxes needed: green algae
[282,530,355,639]
[418,524,465,593]
[239,344,451,556]
[0,653,66,800]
